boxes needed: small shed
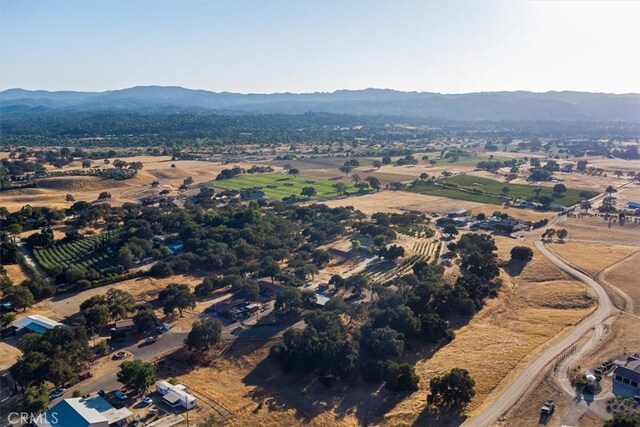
[114,318,135,332]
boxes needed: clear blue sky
[1,0,638,93]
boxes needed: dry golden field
[602,251,640,315]
[552,216,640,244]
[4,263,30,284]
[47,274,204,318]
[548,242,640,277]
[321,191,487,215]
[0,157,276,212]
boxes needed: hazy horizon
[3,85,640,96]
[1,1,639,94]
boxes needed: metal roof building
[37,396,132,427]
[11,315,63,334]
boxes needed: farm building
[155,381,197,409]
[613,354,640,393]
[11,315,63,334]
[37,396,132,427]
[627,201,640,209]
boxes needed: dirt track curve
[463,240,616,427]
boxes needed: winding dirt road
[464,240,617,427]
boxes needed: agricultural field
[442,174,591,206]
[213,173,357,200]
[409,181,505,204]
[33,231,123,280]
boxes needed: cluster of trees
[270,233,493,396]
[270,311,359,378]
[510,246,534,262]
[396,154,419,166]
[542,228,568,242]
[80,289,136,333]
[10,326,91,389]
[216,165,244,180]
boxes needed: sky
[1,1,639,94]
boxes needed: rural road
[463,240,616,427]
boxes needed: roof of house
[12,315,63,332]
[315,293,331,306]
[114,318,135,329]
[38,396,132,427]
[163,388,196,405]
[156,380,173,389]
[614,355,640,383]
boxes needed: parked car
[113,351,127,360]
[141,396,153,405]
[49,389,65,400]
[143,336,158,345]
[155,323,171,333]
[540,400,555,415]
[114,390,128,401]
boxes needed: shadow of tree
[412,406,467,427]
[503,259,527,277]
[242,356,410,425]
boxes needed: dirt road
[464,240,616,427]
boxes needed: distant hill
[1,86,638,121]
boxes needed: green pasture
[214,173,356,200]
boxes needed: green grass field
[408,182,505,204]
[442,175,588,206]
[409,174,592,206]
[214,173,357,200]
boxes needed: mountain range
[1,86,639,121]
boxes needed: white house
[11,315,63,334]
[155,381,197,410]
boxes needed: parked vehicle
[540,400,555,415]
[49,389,65,400]
[143,336,158,345]
[155,323,171,333]
[78,370,93,381]
[113,351,127,359]
[141,396,153,405]
[114,390,128,401]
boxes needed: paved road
[464,240,616,427]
